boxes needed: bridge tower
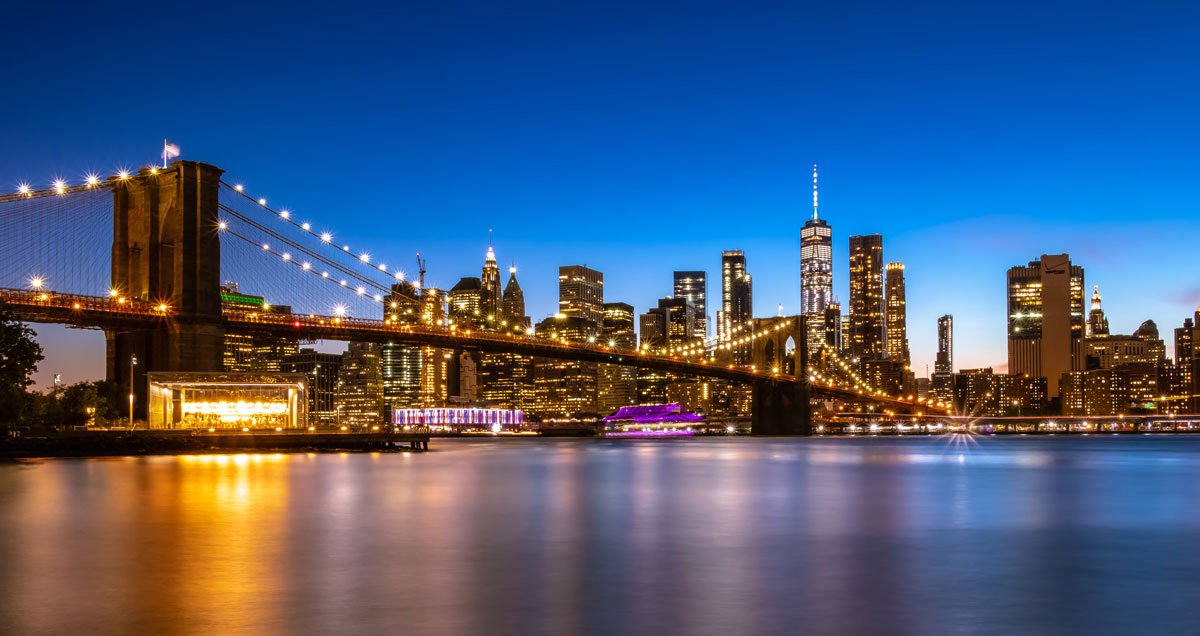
[750,316,812,435]
[106,161,226,416]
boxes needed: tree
[0,301,44,427]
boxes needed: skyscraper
[719,250,752,362]
[673,271,708,339]
[801,164,833,354]
[885,262,910,368]
[1172,316,1195,413]
[281,349,342,426]
[643,297,699,349]
[448,276,483,326]
[501,264,530,329]
[531,315,599,417]
[598,302,637,413]
[1007,254,1085,400]
[335,342,383,428]
[419,287,449,406]
[558,265,604,336]
[382,280,424,410]
[824,300,843,352]
[935,314,954,375]
[480,244,502,325]
[481,263,534,409]
[848,235,885,362]
[1087,285,1109,337]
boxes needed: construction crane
[416,252,427,291]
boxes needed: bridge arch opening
[783,335,796,375]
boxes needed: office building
[335,342,384,428]
[281,349,343,426]
[530,315,598,417]
[801,164,833,354]
[673,271,708,339]
[502,265,531,330]
[935,314,954,375]
[885,262,910,368]
[1007,254,1085,400]
[382,280,424,410]
[848,235,885,363]
[824,301,843,353]
[1087,286,1110,337]
[419,288,450,406]
[1083,320,1166,411]
[719,250,753,362]
[480,264,534,410]
[1061,369,1129,417]
[951,368,1048,417]
[598,302,638,413]
[448,276,483,327]
[1173,314,1197,413]
[480,245,502,325]
[559,265,604,336]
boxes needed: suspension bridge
[0,160,947,434]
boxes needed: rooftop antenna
[812,163,819,221]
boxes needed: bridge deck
[0,287,938,414]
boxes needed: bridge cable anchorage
[219,181,425,288]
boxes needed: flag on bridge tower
[162,140,181,167]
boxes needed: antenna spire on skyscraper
[812,163,819,221]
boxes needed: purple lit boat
[603,403,704,425]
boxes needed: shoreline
[0,430,430,459]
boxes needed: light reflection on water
[2,436,1200,635]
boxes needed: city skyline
[5,1,1200,387]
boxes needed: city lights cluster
[815,349,952,412]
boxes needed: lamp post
[129,354,138,430]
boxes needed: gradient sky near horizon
[4,1,1199,388]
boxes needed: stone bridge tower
[749,316,812,435]
[106,161,225,416]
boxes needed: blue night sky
[4,1,1199,387]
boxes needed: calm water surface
[2,436,1200,635]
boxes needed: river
[2,436,1198,635]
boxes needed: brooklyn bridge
[0,160,947,434]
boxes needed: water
[2,436,1200,636]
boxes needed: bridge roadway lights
[750,380,812,436]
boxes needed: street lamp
[129,354,138,430]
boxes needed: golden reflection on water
[4,438,1200,636]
